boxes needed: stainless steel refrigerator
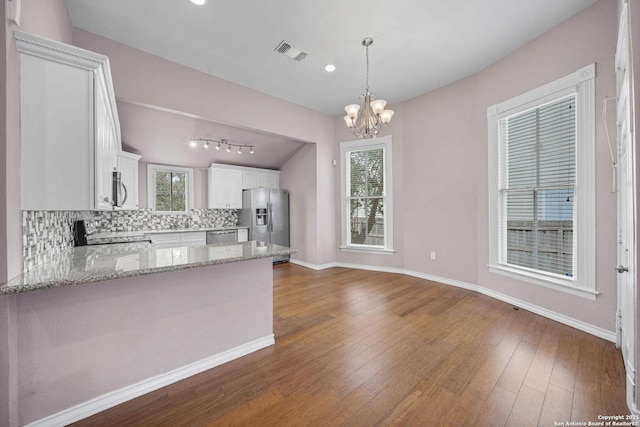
[239,189,290,263]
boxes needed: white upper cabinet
[242,170,261,190]
[209,164,280,209]
[117,151,141,210]
[16,31,122,211]
[259,172,279,189]
[242,169,279,189]
[208,167,243,209]
[94,76,119,210]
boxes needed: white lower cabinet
[149,233,180,249]
[209,244,244,258]
[150,231,206,249]
[180,232,207,246]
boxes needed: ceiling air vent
[274,40,307,61]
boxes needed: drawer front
[180,231,206,246]
[150,233,181,245]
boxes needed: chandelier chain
[365,43,370,94]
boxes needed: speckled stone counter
[0,240,295,295]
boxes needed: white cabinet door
[208,167,229,209]
[208,167,243,209]
[150,233,181,249]
[227,170,243,208]
[209,244,244,258]
[94,78,118,210]
[261,172,279,189]
[117,152,141,210]
[19,54,93,210]
[242,171,261,189]
[16,31,122,211]
[242,170,279,190]
[151,231,206,248]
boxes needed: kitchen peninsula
[1,241,294,426]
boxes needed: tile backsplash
[22,209,239,272]
[22,210,90,272]
[89,208,238,232]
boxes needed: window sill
[488,264,598,300]
[340,246,396,255]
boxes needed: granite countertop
[87,226,250,245]
[0,241,295,295]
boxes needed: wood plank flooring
[71,264,628,426]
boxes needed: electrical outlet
[430,251,436,260]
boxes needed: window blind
[348,148,385,246]
[499,95,576,278]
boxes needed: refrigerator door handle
[268,202,273,232]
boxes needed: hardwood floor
[72,264,628,426]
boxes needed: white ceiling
[63,0,599,169]
[64,0,598,116]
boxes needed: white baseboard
[289,258,337,271]
[26,335,275,427]
[292,260,616,343]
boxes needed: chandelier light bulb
[215,142,221,150]
[370,99,387,115]
[204,141,210,149]
[345,104,360,119]
[238,147,242,154]
[250,147,255,154]
[380,109,394,124]
[189,139,198,148]
[226,145,231,153]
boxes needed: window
[488,64,596,299]
[340,136,394,253]
[147,164,194,214]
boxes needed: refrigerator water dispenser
[256,208,267,226]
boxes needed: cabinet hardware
[616,265,629,273]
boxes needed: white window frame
[488,64,597,300]
[340,135,394,254]
[147,164,195,214]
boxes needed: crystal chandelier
[344,38,394,139]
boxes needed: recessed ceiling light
[324,64,336,72]
[191,0,206,5]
